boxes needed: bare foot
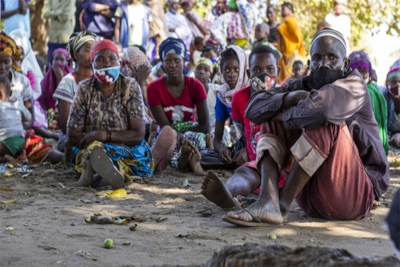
[177,139,191,170]
[188,145,206,176]
[227,199,283,225]
[201,171,240,209]
[205,133,214,149]
[77,153,94,187]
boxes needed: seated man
[223,28,389,226]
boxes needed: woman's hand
[134,64,151,87]
[79,131,102,148]
[53,64,64,83]
[219,148,232,163]
[233,148,249,166]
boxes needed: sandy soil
[0,150,399,266]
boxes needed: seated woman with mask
[67,40,155,188]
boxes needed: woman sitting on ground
[147,37,211,175]
[0,32,64,164]
[67,39,155,189]
[53,31,96,153]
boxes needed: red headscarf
[89,39,119,62]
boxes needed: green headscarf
[227,0,238,10]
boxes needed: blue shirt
[215,96,231,121]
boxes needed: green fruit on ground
[267,233,277,240]
[104,238,113,248]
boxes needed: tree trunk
[30,0,48,60]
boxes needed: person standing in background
[114,0,151,51]
[81,0,119,40]
[43,0,76,63]
[164,0,192,50]
[325,0,351,53]
[181,0,207,40]
[265,5,279,47]
[3,0,30,35]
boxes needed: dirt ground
[1,150,399,266]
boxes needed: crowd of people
[0,0,399,232]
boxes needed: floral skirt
[72,140,155,181]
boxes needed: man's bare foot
[201,171,240,209]
[77,153,94,187]
[205,133,214,149]
[227,199,283,225]
[188,145,206,175]
[177,139,191,170]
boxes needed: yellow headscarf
[0,31,21,72]
[195,57,214,73]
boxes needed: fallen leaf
[122,241,131,245]
[114,218,129,225]
[0,188,14,192]
[177,233,188,238]
[129,224,138,231]
[3,172,12,177]
[107,188,127,199]
[155,217,168,223]
[1,199,17,204]
[79,199,92,204]
[5,226,14,231]
[395,159,400,167]
[21,173,31,178]
[96,190,112,197]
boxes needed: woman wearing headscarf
[68,39,155,188]
[53,31,96,152]
[349,50,389,155]
[382,60,400,148]
[0,31,64,164]
[147,37,210,175]
[39,48,73,111]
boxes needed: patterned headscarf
[159,37,187,61]
[349,50,372,76]
[215,45,249,108]
[121,46,151,78]
[0,31,21,72]
[311,28,347,56]
[66,31,97,61]
[195,57,214,73]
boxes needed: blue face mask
[93,66,120,85]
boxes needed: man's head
[247,45,279,79]
[181,0,193,12]
[309,28,348,72]
[168,0,180,12]
[254,23,270,42]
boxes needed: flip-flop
[152,126,177,172]
[222,208,277,227]
[90,148,124,189]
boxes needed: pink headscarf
[39,48,73,110]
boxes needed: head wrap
[89,39,119,63]
[387,60,400,82]
[67,31,97,61]
[159,37,187,61]
[51,48,73,72]
[8,29,43,100]
[0,31,21,72]
[310,28,347,56]
[215,45,249,108]
[121,46,151,77]
[195,57,214,73]
[348,50,371,76]
[227,0,238,9]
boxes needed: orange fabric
[277,16,305,83]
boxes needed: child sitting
[0,75,31,163]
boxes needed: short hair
[282,2,294,13]
[201,45,217,57]
[219,48,239,68]
[249,45,278,64]
[293,60,304,67]
[194,37,204,47]
[0,75,11,94]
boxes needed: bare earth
[1,150,399,266]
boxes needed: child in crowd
[201,45,220,84]
[283,60,304,85]
[192,36,205,66]
[252,23,271,49]
[0,75,31,163]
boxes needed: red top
[147,76,207,123]
[232,86,260,161]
